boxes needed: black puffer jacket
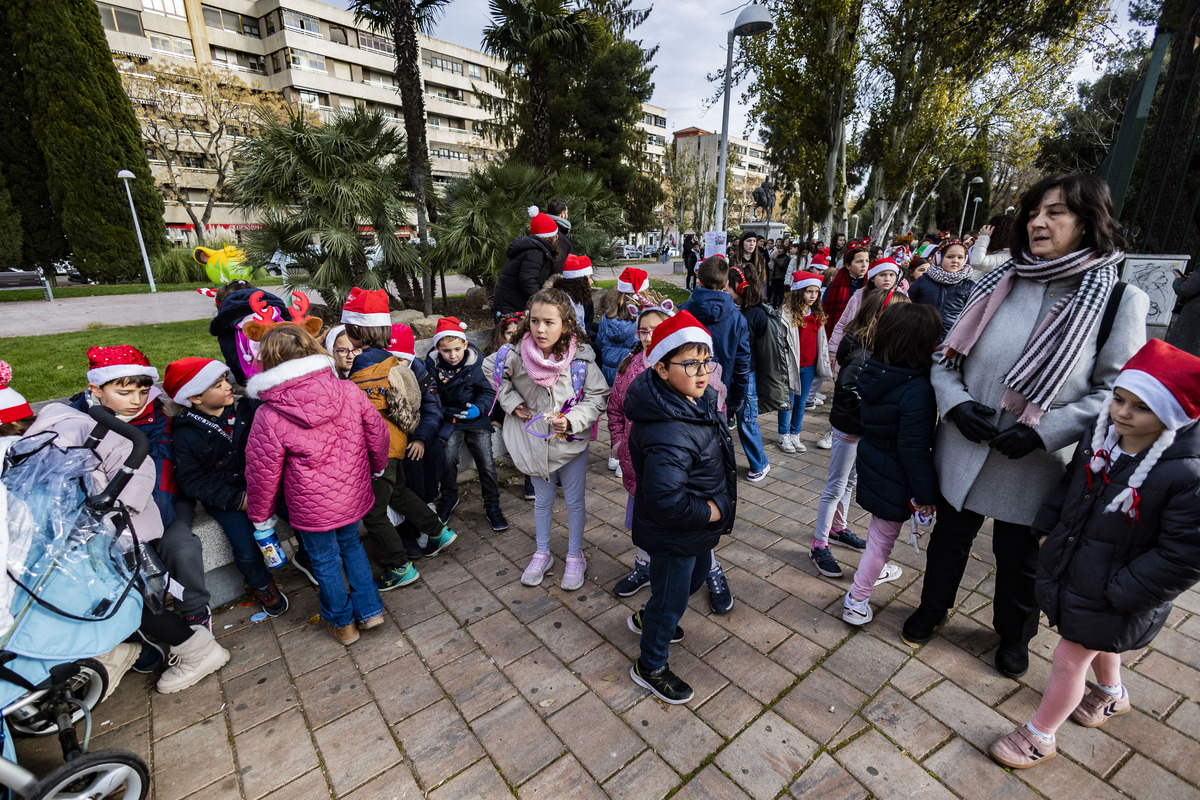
[907,274,975,340]
[627,370,737,557]
[172,398,257,511]
[209,288,291,385]
[829,333,868,436]
[425,343,496,438]
[493,236,558,314]
[1034,419,1200,652]
[855,359,939,521]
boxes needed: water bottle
[254,527,287,569]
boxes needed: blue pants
[297,522,383,627]
[638,553,710,670]
[205,505,273,590]
[737,371,768,472]
[778,365,816,435]
[442,429,501,508]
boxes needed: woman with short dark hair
[902,173,1150,680]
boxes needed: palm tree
[482,0,601,169]
[350,0,450,316]
[232,107,419,310]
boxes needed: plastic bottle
[254,527,287,569]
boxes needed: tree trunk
[529,61,550,170]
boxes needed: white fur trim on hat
[791,277,821,292]
[1116,369,1191,430]
[246,354,337,399]
[171,360,230,407]
[647,327,713,368]
[562,263,593,280]
[867,261,899,282]
[340,310,392,327]
[87,364,159,387]
[432,321,469,347]
[324,325,346,354]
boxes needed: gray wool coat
[931,273,1149,525]
[1167,270,1200,356]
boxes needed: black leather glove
[945,401,1000,443]
[989,424,1045,459]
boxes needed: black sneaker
[627,610,684,642]
[707,565,734,614]
[251,580,289,617]
[901,606,949,647]
[485,505,509,532]
[293,551,318,587]
[128,632,164,674]
[436,496,460,525]
[630,660,694,704]
[809,545,844,578]
[829,528,867,551]
[613,562,651,597]
[523,476,535,501]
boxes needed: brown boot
[329,621,359,645]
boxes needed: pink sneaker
[562,554,587,591]
[521,552,554,586]
[1071,682,1131,727]
[988,725,1056,769]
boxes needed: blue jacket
[627,369,737,557]
[908,274,975,340]
[172,398,256,512]
[595,316,637,385]
[854,359,939,521]
[683,287,751,413]
[424,343,496,438]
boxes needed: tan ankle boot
[156,626,230,694]
[330,621,359,645]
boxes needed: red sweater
[798,314,820,368]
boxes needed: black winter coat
[855,359,939,521]
[829,333,869,437]
[1034,420,1200,652]
[208,288,290,385]
[627,370,737,557]
[493,236,559,314]
[741,303,768,373]
[425,343,497,438]
[408,359,443,446]
[907,274,975,340]
[172,398,257,512]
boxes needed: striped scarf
[941,247,1124,427]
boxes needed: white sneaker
[156,626,230,694]
[793,435,807,453]
[843,591,873,626]
[816,392,827,402]
[747,464,771,482]
[615,463,623,478]
[874,563,903,586]
[778,435,796,453]
[521,552,554,586]
[607,456,619,471]
[93,643,140,701]
[817,432,833,450]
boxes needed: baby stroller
[0,406,152,799]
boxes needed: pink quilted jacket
[605,352,648,498]
[245,354,388,532]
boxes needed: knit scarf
[520,333,577,387]
[924,261,973,286]
[941,247,1124,427]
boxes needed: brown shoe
[358,614,385,631]
[989,725,1056,769]
[329,621,359,645]
[1071,682,1131,727]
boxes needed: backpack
[754,305,792,411]
[488,343,598,440]
[234,307,283,381]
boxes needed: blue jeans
[297,522,383,627]
[778,365,816,435]
[638,554,709,670]
[205,505,273,590]
[737,371,768,473]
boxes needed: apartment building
[672,127,769,184]
[637,103,668,171]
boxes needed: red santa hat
[324,324,346,354]
[341,287,391,327]
[388,324,415,360]
[562,254,593,280]
[617,267,649,295]
[0,361,32,425]
[164,357,229,407]
[646,309,713,368]
[432,316,468,347]
[86,345,159,387]
[790,270,823,292]
[811,252,830,269]
[528,206,558,238]
[867,257,900,282]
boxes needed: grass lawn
[594,277,689,307]
[0,278,285,303]
[3,319,222,403]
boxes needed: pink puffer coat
[606,352,648,498]
[245,354,388,532]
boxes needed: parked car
[620,245,641,259]
[641,244,657,258]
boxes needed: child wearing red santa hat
[990,339,1200,769]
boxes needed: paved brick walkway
[15,402,1200,799]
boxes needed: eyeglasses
[334,347,362,357]
[664,359,716,376]
[635,329,654,340]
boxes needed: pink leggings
[849,516,903,601]
[1030,638,1122,735]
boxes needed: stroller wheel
[4,659,108,738]
[28,749,148,800]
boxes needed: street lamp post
[970,196,983,232]
[714,4,773,234]
[851,214,859,239]
[117,169,156,292]
[958,176,984,239]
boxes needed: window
[749,148,762,158]
[271,52,281,72]
[643,113,653,125]
[329,27,347,45]
[430,147,468,161]
[427,115,466,131]
[180,154,207,169]
[297,89,330,107]
[143,0,186,18]
[149,32,195,59]
[654,114,667,127]
[282,10,321,36]
[467,63,482,79]
[286,48,326,73]
[428,84,463,102]
[735,145,748,155]
[247,56,266,75]
[266,14,275,35]
[211,46,229,63]
[364,70,393,88]
[202,6,260,37]
[97,3,143,35]
[422,55,463,75]
[359,31,394,56]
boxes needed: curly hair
[547,274,593,308]
[784,284,827,326]
[511,288,589,359]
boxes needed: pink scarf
[520,333,577,387]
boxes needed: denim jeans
[736,371,768,473]
[205,505,273,590]
[296,522,383,627]
[777,365,816,435]
[531,449,588,556]
[638,553,709,670]
[814,427,859,543]
[442,429,500,508]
